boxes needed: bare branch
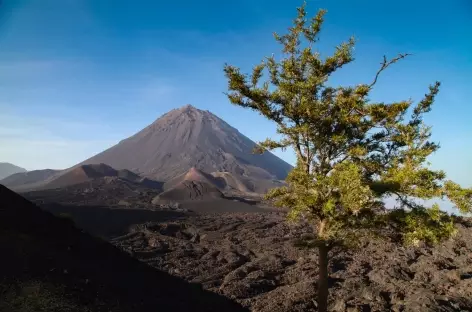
[368,53,411,89]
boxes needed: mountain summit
[78,105,292,182]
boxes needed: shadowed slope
[0,185,248,312]
[210,171,255,193]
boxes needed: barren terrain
[18,182,472,312]
[111,212,472,312]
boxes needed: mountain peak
[175,104,206,115]
[78,106,293,182]
[180,104,197,110]
[153,104,210,123]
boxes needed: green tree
[223,2,472,311]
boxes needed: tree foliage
[223,2,472,249]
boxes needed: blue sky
[0,1,470,194]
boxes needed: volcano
[78,105,292,183]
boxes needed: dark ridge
[80,163,118,177]
[39,203,185,239]
[0,184,248,312]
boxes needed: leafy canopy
[224,2,472,247]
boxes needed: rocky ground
[111,212,472,312]
[19,183,472,312]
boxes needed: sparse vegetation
[57,212,76,227]
[223,2,472,311]
[0,280,91,312]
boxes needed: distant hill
[0,184,246,312]
[153,166,286,203]
[44,163,121,189]
[0,169,61,189]
[164,167,283,195]
[46,164,155,190]
[76,105,292,185]
[210,171,252,193]
[154,180,224,203]
[163,167,224,190]
[4,163,158,192]
[0,162,27,180]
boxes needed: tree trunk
[317,243,329,312]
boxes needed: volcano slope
[0,185,247,312]
[163,167,274,198]
[76,104,292,184]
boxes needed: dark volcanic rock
[13,180,472,311]
[0,185,247,312]
[76,105,292,182]
[112,213,472,312]
[21,175,163,208]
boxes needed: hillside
[77,105,292,183]
[0,162,27,180]
[154,180,224,202]
[157,167,267,203]
[0,169,62,189]
[210,171,252,193]
[0,184,247,312]
[163,167,223,190]
[4,163,155,192]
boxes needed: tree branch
[369,53,411,89]
[393,191,420,210]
